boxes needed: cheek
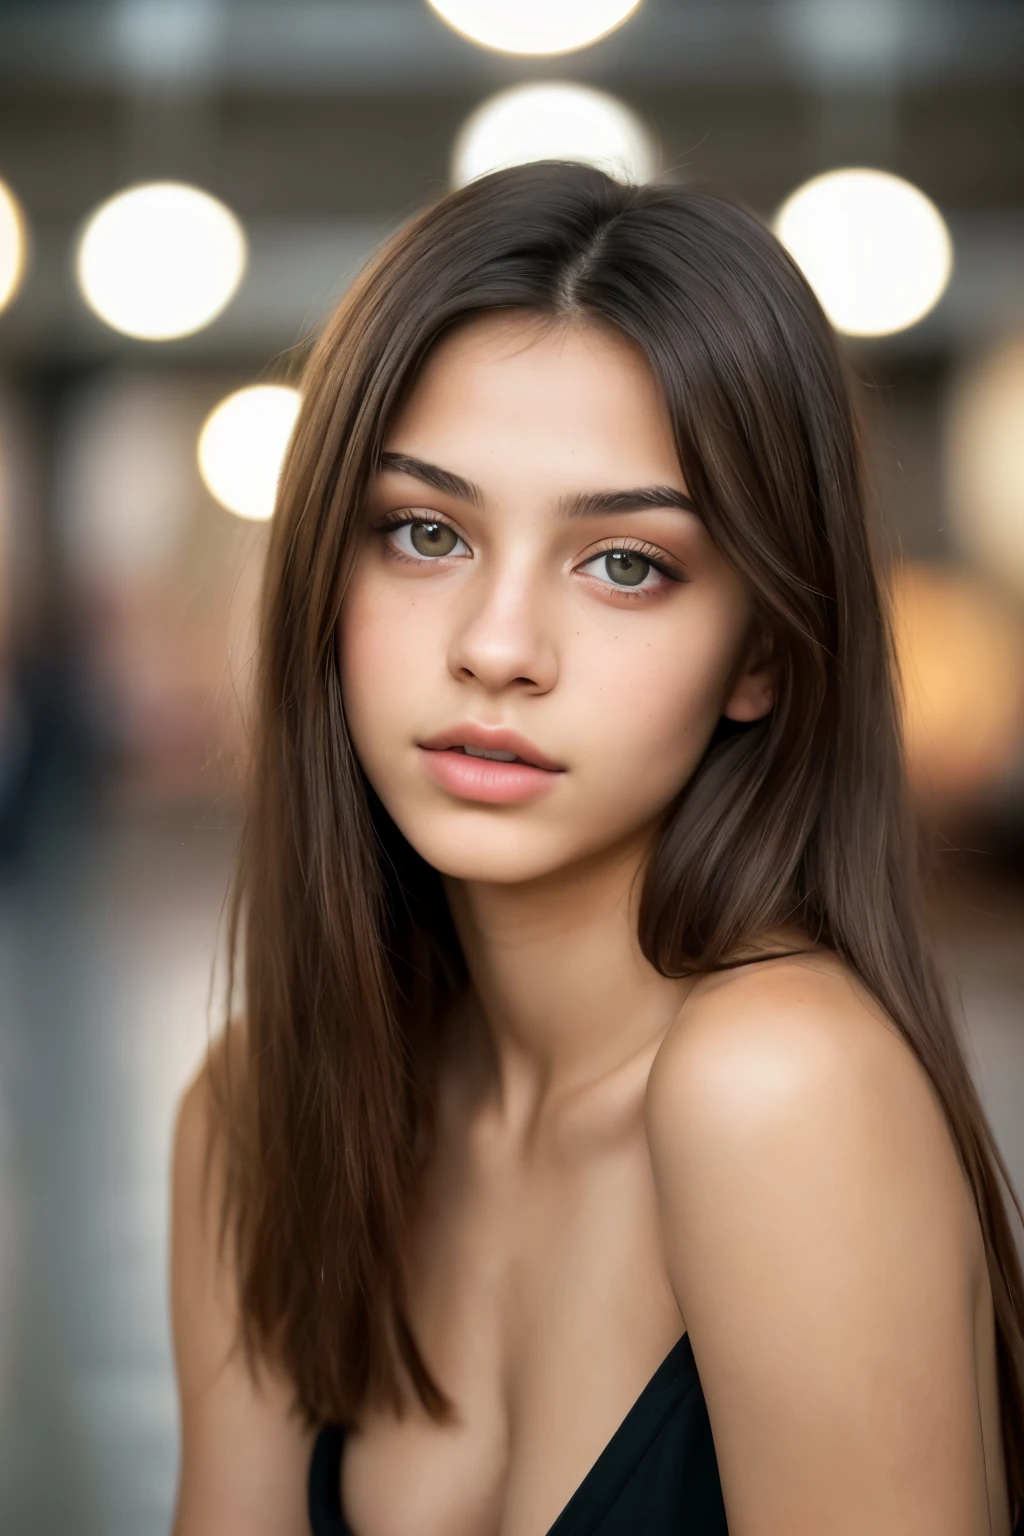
[570,599,743,798]
[337,570,420,756]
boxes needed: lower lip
[418,747,564,804]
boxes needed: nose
[446,554,558,695]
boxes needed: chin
[397,821,574,886]
[390,797,657,889]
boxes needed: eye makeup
[368,508,690,603]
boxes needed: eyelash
[369,510,687,601]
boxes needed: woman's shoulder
[170,1014,253,1394]
[177,1013,251,1128]
[644,940,982,1284]
[641,945,994,1531]
[650,942,909,1106]
[170,1015,316,1535]
[173,1014,259,1209]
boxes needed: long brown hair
[211,161,1024,1516]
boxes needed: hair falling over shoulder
[207,162,1024,1519]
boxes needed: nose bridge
[448,534,557,688]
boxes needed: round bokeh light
[427,0,643,56]
[774,168,952,337]
[77,181,247,341]
[452,81,654,189]
[0,179,28,314]
[945,334,1024,600]
[892,561,1024,808]
[197,385,301,522]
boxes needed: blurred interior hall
[0,2,1022,1531]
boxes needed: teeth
[459,745,522,762]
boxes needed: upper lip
[418,722,565,771]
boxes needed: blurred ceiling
[0,0,1021,362]
[3,0,1022,90]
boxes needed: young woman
[169,162,1024,1536]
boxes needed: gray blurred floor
[0,807,1021,1536]
[0,805,237,1536]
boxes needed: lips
[418,722,565,772]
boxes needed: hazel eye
[380,516,467,560]
[583,549,654,588]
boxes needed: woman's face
[338,310,773,885]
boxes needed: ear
[722,626,776,723]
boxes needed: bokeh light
[426,0,642,56]
[452,81,654,188]
[0,178,28,314]
[774,168,953,337]
[197,385,300,521]
[945,333,1024,599]
[76,181,247,341]
[892,562,1024,808]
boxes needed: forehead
[384,310,683,489]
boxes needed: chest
[340,1106,685,1536]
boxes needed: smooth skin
[170,310,1011,1535]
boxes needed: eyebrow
[378,451,484,507]
[377,451,699,520]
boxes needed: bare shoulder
[652,946,909,1088]
[643,951,993,1534]
[170,1018,315,1536]
[173,1018,244,1223]
[647,948,976,1245]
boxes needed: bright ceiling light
[76,181,247,340]
[452,81,654,189]
[197,385,300,522]
[0,179,28,314]
[426,0,643,56]
[773,168,952,337]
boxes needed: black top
[308,1327,1024,1535]
[308,1329,728,1535]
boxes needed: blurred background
[0,0,1022,1530]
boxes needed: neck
[440,823,697,1130]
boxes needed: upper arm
[645,962,989,1536]
[170,1034,316,1536]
